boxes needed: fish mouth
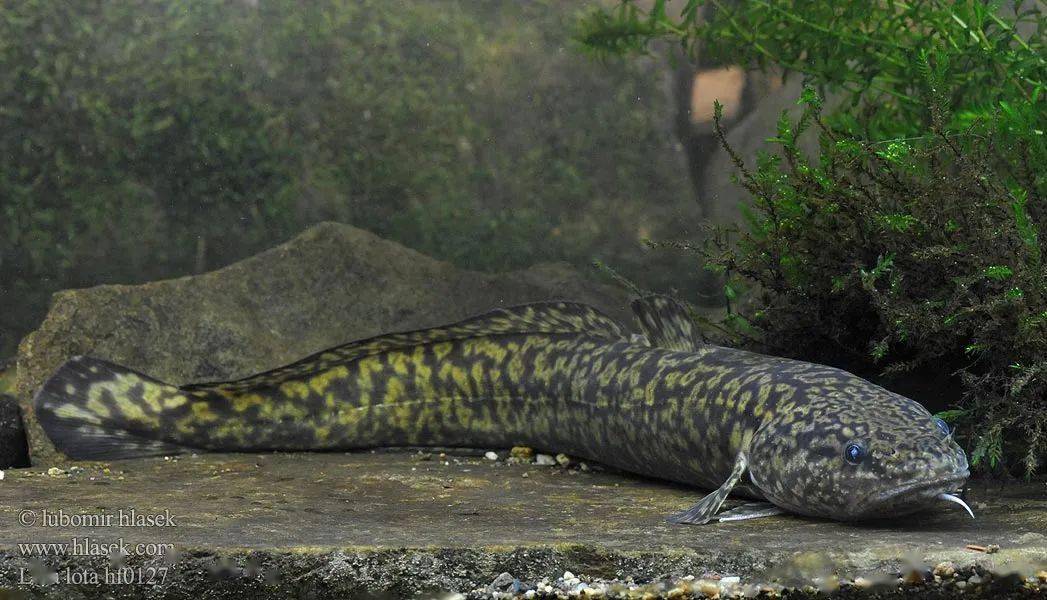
[865,471,969,508]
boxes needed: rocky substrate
[0,451,1044,599]
[466,564,1047,599]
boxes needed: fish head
[746,380,970,521]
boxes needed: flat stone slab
[0,451,1045,598]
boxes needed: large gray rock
[15,222,633,464]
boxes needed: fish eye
[934,417,951,436]
[844,443,865,465]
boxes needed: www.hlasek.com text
[19,537,174,558]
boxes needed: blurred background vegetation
[0,0,701,357]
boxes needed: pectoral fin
[667,452,748,525]
[715,502,785,522]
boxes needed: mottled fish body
[35,297,971,524]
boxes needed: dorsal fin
[630,295,706,352]
[187,301,627,392]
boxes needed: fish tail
[34,356,198,460]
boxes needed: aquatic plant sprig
[577,0,1046,142]
[700,90,1046,476]
[577,0,1047,476]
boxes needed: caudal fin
[34,356,198,460]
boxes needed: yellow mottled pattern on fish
[34,297,971,523]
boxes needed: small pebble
[46,467,65,477]
[697,580,720,598]
[511,446,535,461]
[985,543,1000,554]
[556,453,572,467]
[902,569,929,585]
[535,454,557,466]
[967,574,983,585]
[490,572,514,590]
[852,577,873,589]
[0,470,5,480]
[484,451,499,461]
[718,576,739,586]
[933,562,956,578]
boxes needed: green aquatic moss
[579,1,1047,475]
